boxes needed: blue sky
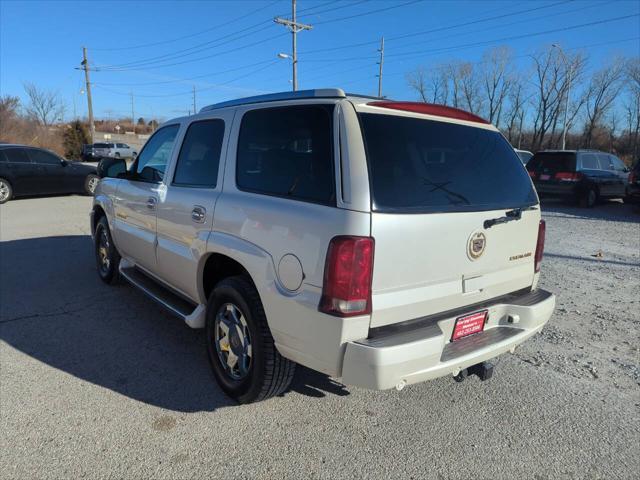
[1,0,639,121]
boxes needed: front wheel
[206,276,295,403]
[0,178,12,204]
[94,216,121,284]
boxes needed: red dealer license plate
[451,310,488,341]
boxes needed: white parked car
[91,89,555,403]
[93,142,137,160]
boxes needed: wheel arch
[198,232,275,304]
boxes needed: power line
[93,60,279,98]
[93,59,276,87]
[384,13,640,61]
[95,32,287,72]
[97,22,274,70]
[314,0,423,25]
[302,12,638,64]
[91,0,280,51]
[299,0,573,54]
[310,36,640,91]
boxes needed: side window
[596,154,613,170]
[173,119,225,187]
[580,153,599,170]
[134,125,179,183]
[29,149,61,165]
[610,156,626,171]
[116,143,125,148]
[3,148,31,163]
[236,105,335,205]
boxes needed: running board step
[119,266,206,328]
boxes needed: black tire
[0,178,12,204]
[579,187,597,208]
[94,216,121,285]
[115,152,121,158]
[85,174,99,195]
[206,276,295,403]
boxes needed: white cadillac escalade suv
[91,89,555,403]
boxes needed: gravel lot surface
[1,195,639,479]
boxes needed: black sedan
[0,144,99,204]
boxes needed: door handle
[191,205,206,223]
[147,197,157,210]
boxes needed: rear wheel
[94,216,120,284]
[579,187,597,208]
[0,178,12,204]
[85,174,99,195]
[206,276,295,403]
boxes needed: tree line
[406,45,640,163]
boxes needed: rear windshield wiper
[484,206,537,229]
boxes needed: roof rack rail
[200,88,347,112]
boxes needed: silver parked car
[92,142,137,160]
[91,88,555,403]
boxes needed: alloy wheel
[214,303,253,380]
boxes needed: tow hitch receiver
[453,361,494,382]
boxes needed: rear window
[359,113,537,213]
[528,152,577,173]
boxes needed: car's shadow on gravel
[0,235,347,412]
[540,198,640,223]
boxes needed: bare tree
[582,59,625,147]
[481,46,513,127]
[406,68,429,102]
[623,57,640,158]
[407,66,448,104]
[23,82,65,126]
[529,48,586,151]
[505,77,528,148]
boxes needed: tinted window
[134,125,179,182]
[236,105,335,205]
[528,152,577,173]
[116,143,126,148]
[94,143,109,148]
[359,113,537,212]
[610,155,626,171]
[3,148,31,163]
[596,154,613,170]
[173,119,225,187]
[580,153,600,170]
[29,149,61,165]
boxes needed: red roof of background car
[367,101,490,125]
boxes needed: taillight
[554,171,583,182]
[319,236,374,317]
[534,220,546,273]
[528,170,537,179]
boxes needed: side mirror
[61,159,69,167]
[97,157,127,179]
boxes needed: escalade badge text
[467,232,486,260]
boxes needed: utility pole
[377,37,385,98]
[81,47,95,143]
[130,92,135,132]
[192,85,197,114]
[274,0,312,91]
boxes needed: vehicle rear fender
[199,231,277,304]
